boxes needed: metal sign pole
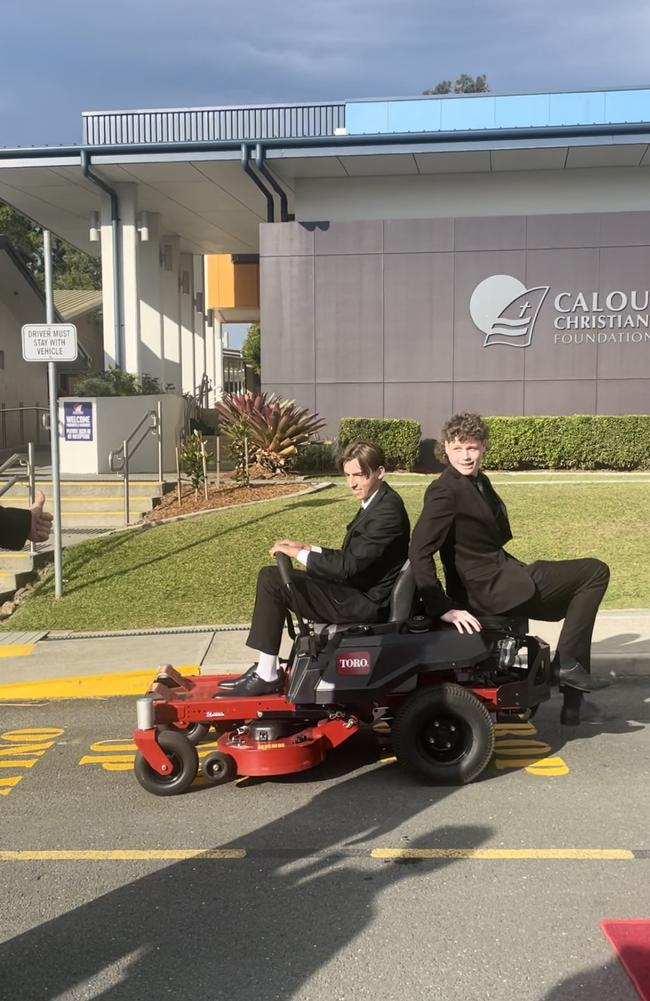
[43,230,63,599]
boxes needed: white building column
[99,203,119,369]
[137,211,165,386]
[213,311,225,401]
[117,183,141,375]
[193,255,207,401]
[179,253,195,394]
[161,236,182,393]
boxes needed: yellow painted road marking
[493,722,569,777]
[0,744,48,756]
[0,665,198,700]
[371,849,634,860]
[0,727,64,798]
[1,728,64,741]
[0,848,636,862]
[0,645,33,658]
[79,737,222,773]
[0,849,245,861]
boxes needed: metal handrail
[108,402,163,524]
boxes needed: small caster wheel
[201,751,237,786]
[134,730,198,796]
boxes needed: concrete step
[0,479,169,499]
[0,552,40,572]
[0,567,37,600]
[2,496,158,513]
[54,512,144,528]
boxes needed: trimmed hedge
[485,415,650,470]
[339,418,421,471]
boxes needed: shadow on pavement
[593,631,650,656]
[0,762,493,1001]
[538,955,642,1000]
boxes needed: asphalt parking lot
[0,680,648,1001]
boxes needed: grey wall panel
[260,221,314,257]
[597,379,650,413]
[263,382,316,413]
[315,383,383,437]
[526,213,601,249]
[524,380,597,415]
[260,212,650,436]
[596,247,650,379]
[314,220,382,256]
[384,382,453,439]
[453,251,527,382]
[384,253,454,381]
[452,381,524,415]
[315,255,383,382]
[260,256,315,384]
[524,248,599,379]
[599,212,650,246]
[454,216,526,252]
[383,218,453,253]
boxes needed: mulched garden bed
[141,480,313,523]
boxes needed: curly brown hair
[437,413,489,462]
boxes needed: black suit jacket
[306,481,410,608]
[0,505,31,551]
[409,466,535,617]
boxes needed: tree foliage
[423,74,489,96]
[241,322,261,374]
[72,368,165,397]
[0,201,101,289]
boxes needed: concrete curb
[0,653,646,702]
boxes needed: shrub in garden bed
[485,415,650,470]
[338,418,421,471]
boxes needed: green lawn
[5,478,650,632]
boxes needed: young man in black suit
[0,491,53,550]
[409,413,610,726]
[221,440,410,697]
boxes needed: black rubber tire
[201,751,237,786]
[134,730,199,796]
[392,683,494,785]
[160,721,211,746]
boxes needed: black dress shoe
[217,671,282,698]
[560,701,614,726]
[558,664,611,693]
[217,665,257,690]
[218,662,287,692]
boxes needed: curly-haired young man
[409,413,610,725]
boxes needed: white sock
[256,653,279,682]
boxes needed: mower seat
[312,561,416,637]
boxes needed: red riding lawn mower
[133,555,552,795]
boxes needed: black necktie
[475,475,500,518]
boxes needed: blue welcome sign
[64,401,93,442]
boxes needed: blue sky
[2,0,650,147]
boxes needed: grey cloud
[1,0,650,146]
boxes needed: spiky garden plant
[216,391,325,475]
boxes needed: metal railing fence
[108,402,163,524]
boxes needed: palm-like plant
[215,391,325,475]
